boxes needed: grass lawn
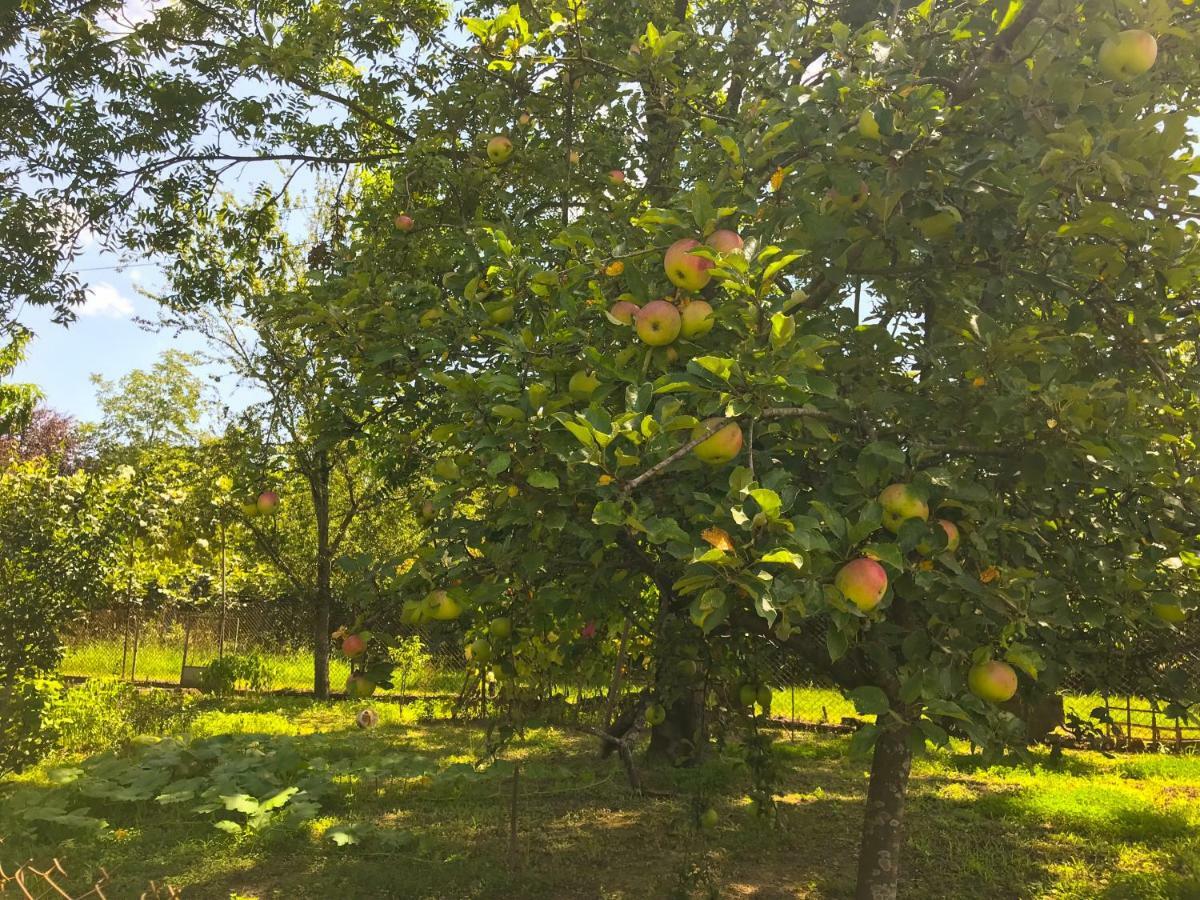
[3,696,1199,899]
[60,639,466,695]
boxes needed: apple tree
[281,3,1200,896]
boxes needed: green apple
[1099,30,1157,81]
[835,558,888,611]
[691,418,743,465]
[345,674,377,698]
[467,637,493,663]
[434,457,460,481]
[635,300,682,345]
[568,370,600,399]
[490,617,513,640]
[664,239,714,292]
[825,180,869,210]
[645,702,667,726]
[915,207,961,241]
[424,589,463,621]
[756,684,772,708]
[879,483,929,533]
[486,301,514,324]
[486,135,513,163]
[679,300,714,339]
[968,660,1018,703]
[698,807,719,830]
[738,683,758,707]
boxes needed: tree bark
[311,453,332,699]
[854,726,914,900]
[647,684,704,763]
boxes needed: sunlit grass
[6,692,1200,899]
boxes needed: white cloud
[79,283,135,319]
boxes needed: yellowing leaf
[702,527,734,551]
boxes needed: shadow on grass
[5,726,1200,900]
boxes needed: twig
[619,406,837,494]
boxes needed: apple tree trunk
[648,677,705,764]
[854,725,914,900]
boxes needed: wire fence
[57,606,1200,749]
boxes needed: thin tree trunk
[311,457,332,699]
[854,726,914,900]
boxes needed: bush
[389,635,432,693]
[0,676,60,774]
[200,652,279,695]
[46,679,199,755]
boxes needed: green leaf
[491,404,526,421]
[259,787,299,812]
[770,312,795,349]
[1004,643,1043,679]
[848,686,890,716]
[748,488,782,518]
[924,699,970,721]
[221,794,259,814]
[848,723,879,758]
[527,471,560,490]
[760,548,803,570]
[487,453,512,475]
[326,825,359,846]
[860,543,902,570]
[689,356,735,381]
[996,0,1022,31]
[592,501,624,526]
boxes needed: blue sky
[13,260,209,423]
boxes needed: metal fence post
[129,616,140,683]
[180,617,192,680]
[120,609,131,679]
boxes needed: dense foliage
[4,0,1200,894]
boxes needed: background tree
[0,459,116,773]
[0,406,86,473]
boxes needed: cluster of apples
[833,483,951,613]
[465,616,512,667]
[333,628,378,697]
[607,230,744,349]
[736,682,773,711]
[400,588,464,625]
[240,490,280,518]
[595,232,750,467]
[831,484,1024,704]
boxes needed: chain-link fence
[59,607,467,696]
[58,606,1200,747]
